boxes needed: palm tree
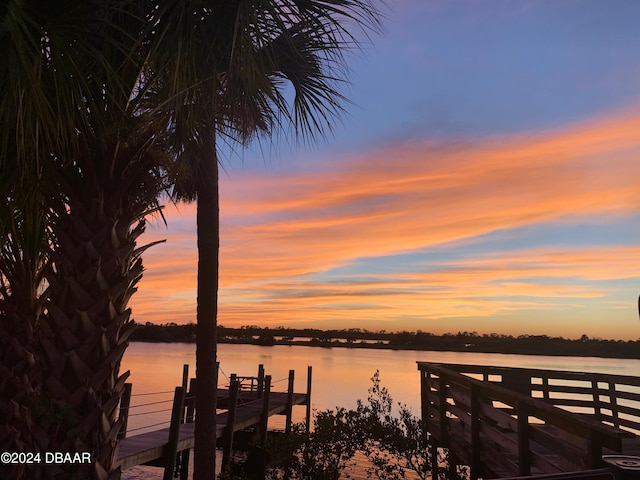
[38,135,167,480]
[0,179,50,480]
[1,1,382,478]
[145,2,383,478]
[1,2,170,478]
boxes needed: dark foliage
[130,323,640,359]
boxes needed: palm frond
[221,0,384,143]
[0,0,147,174]
[144,0,383,201]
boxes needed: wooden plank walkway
[418,362,640,480]
[117,391,307,470]
[117,364,312,476]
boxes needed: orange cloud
[212,245,638,326]
[130,108,640,339]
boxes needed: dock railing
[417,362,638,480]
[115,363,312,478]
[421,363,640,434]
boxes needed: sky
[130,0,640,341]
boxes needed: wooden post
[182,364,189,389]
[446,448,457,480]
[174,366,189,478]
[434,373,448,480]
[117,383,132,440]
[420,370,429,443]
[260,375,272,447]
[592,379,602,421]
[229,372,237,401]
[285,369,295,434]
[180,378,197,480]
[439,374,448,445]
[222,377,240,470]
[608,382,619,428]
[517,400,531,476]
[163,386,186,480]
[185,378,196,423]
[586,428,604,469]
[470,384,481,480]
[542,376,550,401]
[431,445,439,480]
[305,366,312,433]
[421,370,438,479]
[256,364,265,397]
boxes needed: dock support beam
[286,370,295,434]
[256,364,264,396]
[306,366,313,433]
[182,364,189,389]
[222,376,240,470]
[260,375,272,447]
[470,384,481,480]
[163,386,186,480]
[179,378,196,480]
[433,373,448,480]
[517,400,531,476]
[117,383,132,440]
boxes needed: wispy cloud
[131,109,640,338]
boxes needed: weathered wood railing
[116,364,312,478]
[229,364,266,395]
[417,362,637,480]
[424,363,640,434]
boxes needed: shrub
[259,371,463,480]
[266,407,362,480]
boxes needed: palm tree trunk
[29,146,156,480]
[194,129,219,480]
[1,193,49,479]
[0,297,42,480]
[39,222,137,480]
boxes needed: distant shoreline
[129,323,640,360]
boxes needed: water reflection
[120,342,640,435]
[119,343,640,479]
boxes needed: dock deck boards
[418,362,640,479]
[117,391,307,470]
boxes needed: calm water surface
[119,342,640,479]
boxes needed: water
[119,342,640,479]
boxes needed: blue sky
[132,0,640,340]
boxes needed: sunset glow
[131,2,640,340]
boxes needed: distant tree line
[129,323,640,359]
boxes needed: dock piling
[181,364,189,389]
[306,366,312,433]
[117,383,132,440]
[286,369,295,434]
[117,365,311,475]
[260,375,272,447]
[222,376,241,469]
[517,400,531,476]
[163,386,186,480]
[258,364,265,397]
[179,378,196,480]
[470,384,481,480]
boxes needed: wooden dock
[417,362,640,480]
[116,366,311,478]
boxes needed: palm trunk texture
[0,143,159,480]
[194,130,220,480]
[0,194,47,479]
[0,268,43,480]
